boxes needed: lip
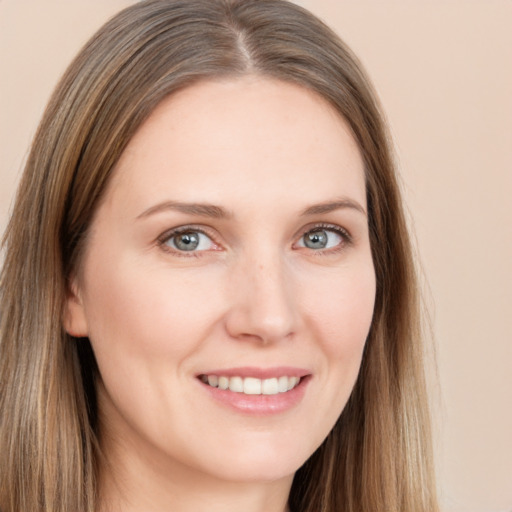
[197,366,310,379]
[196,366,312,416]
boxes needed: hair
[0,1,438,511]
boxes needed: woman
[0,1,438,511]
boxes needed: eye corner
[157,225,223,257]
[294,223,353,253]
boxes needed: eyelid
[300,222,352,239]
[293,222,353,251]
[157,224,222,255]
[156,221,353,257]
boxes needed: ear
[63,277,89,337]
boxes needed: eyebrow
[136,201,232,220]
[136,197,366,221]
[300,198,367,217]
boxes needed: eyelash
[298,223,353,255]
[157,225,218,258]
[157,223,353,257]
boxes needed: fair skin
[65,77,376,512]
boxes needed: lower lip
[199,376,311,416]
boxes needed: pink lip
[197,366,310,379]
[196,367,312,416]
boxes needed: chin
[190,433,318,484]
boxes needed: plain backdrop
[1,1,511,511]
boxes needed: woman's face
[66,77,375,486]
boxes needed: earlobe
[63,279,89,337]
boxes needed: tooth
[229,376,243,393]
[207,374,301,393]
[218,376,229,390]
[244,377,262,395]
[277,376,288,393]
[287,376,299,390]
[262,378,278,395]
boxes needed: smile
[200,374,301,395]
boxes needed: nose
[224,253,298,345]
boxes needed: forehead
[108,76,366,213]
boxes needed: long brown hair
[0,1,438,510]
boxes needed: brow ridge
[137,197,366,221]
[300,198,367,216]
[137,201,231,220]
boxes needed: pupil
[305,230,327,249]
[176,232,199,251]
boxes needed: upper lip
[197,366,310,379]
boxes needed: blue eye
[297,227,346,250]
[164,230,215,252]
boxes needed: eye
[296,226,349,251]
[161,228,216,253]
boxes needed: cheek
[301,263,376,358]
[291,261,375,448]
[81,255,223,366]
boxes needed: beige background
[1,1,511,511]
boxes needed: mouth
[198,374,302,395]
[196,368,311,415]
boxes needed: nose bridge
[226,246,297,343]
